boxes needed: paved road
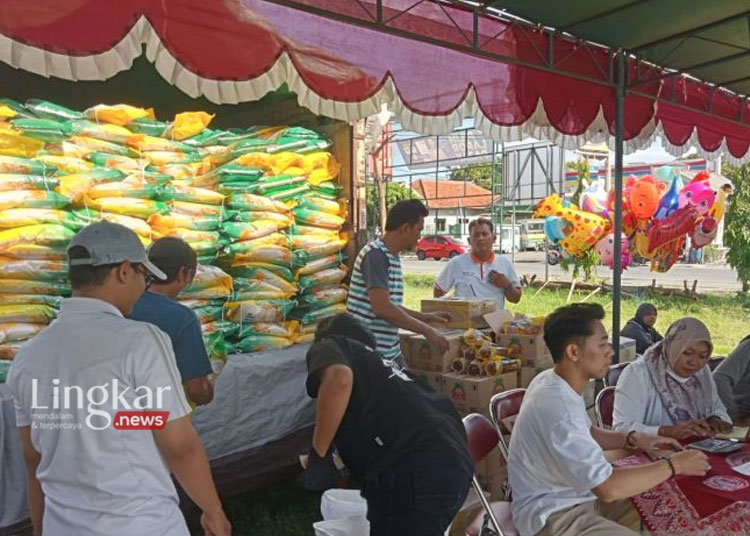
[402,251,741,292]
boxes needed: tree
[366,182,420,230]
[449,162,502,192]
[723,162,750,291]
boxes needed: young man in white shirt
[507,303,710,536]
[433,218,521,310]
[7,222,230,536]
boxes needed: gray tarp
[0,344,316,531]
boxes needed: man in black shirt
[304,313,474,536]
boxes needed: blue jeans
[365,465,471,536]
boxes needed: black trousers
[365,464,471,536]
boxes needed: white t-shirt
[613,358,731,435]
[7,297,192,536]
[508,370,613,536]
[435,252,519,310]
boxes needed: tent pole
[612,50,625,364]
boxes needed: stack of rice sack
[0,155,72,360]
[289,155,349,344]
[178,264,234,376]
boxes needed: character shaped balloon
[654,178,680,220]
[594,233,632,271]
[534,194,609,257]
[580,180,609,219]
[629,175,664,221]
[544,216,568,244]
[679,171,715,216]
[608,176,638,236]
[691,217,718,249]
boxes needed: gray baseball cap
[67,221,167,280]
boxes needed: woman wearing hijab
[621,303,663,355]
[613,318,733,439]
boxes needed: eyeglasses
[133,264,156,290]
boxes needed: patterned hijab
[642,318,714,423]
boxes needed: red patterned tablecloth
[615,449,750,536]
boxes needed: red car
[416,235,467,260]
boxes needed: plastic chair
[489,388,526,463]
[462,413,519,536]
[595,386,616,428]
[708,356,725,372]
[604,362,630,388]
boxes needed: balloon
[679,171,715,216]
[580,180,609,219]
[633,228,654,259]
[608,176,638,236]
[651,236,685,273]
[534,194,610,257]
[655,165,675,183]
[709,187,730,222]
[594,233,632,271]
[647,205,700,254]
[691,217,717,249]
[654,178,680,220]
[629,175,665,221]
[544,216,568,243]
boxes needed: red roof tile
[410,179,499,209]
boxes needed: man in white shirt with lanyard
[433,218,522,310]
[508,303,710,536]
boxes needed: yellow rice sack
[184,265,232,293]
[169,183,225,205]
[0,322,46,343]
[0,258,66,280]
[35,155,93,174]
[0,208,73,228]
[0,190,71,211]
[84,197,168,220]
[170,201,225,218]
[0,224,75,252]
[229,245,292,267]
[84,104,154,126]
[72,210,153,238]
[3,243,67,260]
[168,111,214,140]
[0,278,69,295]
[0,304,57,324]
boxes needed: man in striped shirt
[347,199,451,367]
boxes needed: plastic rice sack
[83,104,154,126]
[0,208,75,229]
[153,163,210,180]
[269,153,305,175]
[291,224,340,237]
[184,128,225,148]
[66,121,135,145]
[0,343,23,360]
[295,333,315,345]
[0,155,51,175]
[147,213,220,231]
[127,118,169,136]
[57,168,125,202]
[168,183,225,205]
[127,135,197,154]
[222,221,283,241]
[185,241,220,256]
[130,170,172,186]
[290,234,345,251]
[203,331,227,363]
[292,239,348,266]
[168,111,214,141]
[235,152,274,171]
[227,261,294,282]
[0,98,32,119]
[83,197,168,219]
[291,303,347,325]
[232,279,295,300]
[0,130,44,158]
[171,201,226,219]
[266,138,331,154]
[0,258,66,281]
[224,239,290,261]
[25,99,82,122]
[312,181,342,199]
[249,175,307,194]
[0,174,59,191]
[68,135,135,156]
[86,178,162,200]
[266,184,311,202]
[292,207,345,229]
[0,279,70,295]
[156,228,222,245]
[10,118,68,143]
[201,321,240,339]
[298,196,344,215]
[224,299,295,323]
[298,268,348,293]
[228,193,290,214]
[140,151,207,166]
[43,140,92,159]
[226,266,297,293]
[71,209,153,237]
[35,155,94,174]
[191,306,224,324]
[210,163,264,183]
[234,334,293,353]
[295,254,346,277]
[180,284,231,300]
[0,323,46,343]
[184,265,232,294]
[302,152,340,185]
[86,152,144,171]
[298,286,348,308]
[0,224,75,252]
[201,145,234,166]
[1,294,61,307]
[231,211,293,227]
[0,304,57,324]
[3,243,67,260]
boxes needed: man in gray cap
[7,222,230,536]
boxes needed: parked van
[520,219,545,251]
[497,225,522,253]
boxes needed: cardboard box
[421,298,497,329]
[401,329,463,372]
[442,372,519,415]
[411,369,445,393]
[519,366,544,388]
[495,333,553,368]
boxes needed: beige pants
[536,499,640,536]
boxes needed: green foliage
[366,181,420,228]
[449,162,502,192]
[723,162,750,291]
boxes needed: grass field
[199,277,749,535]
[404,274,749,355]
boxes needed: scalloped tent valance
[0,0,748,162]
